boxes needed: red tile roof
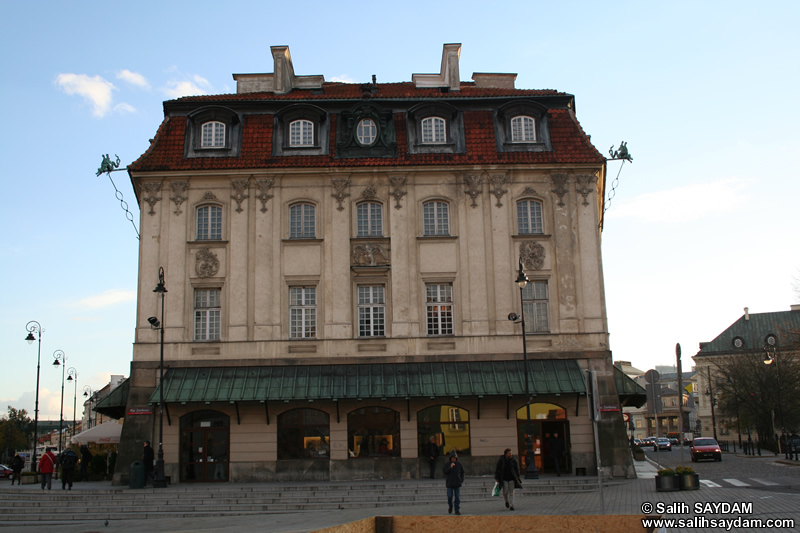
[128,82,604,172]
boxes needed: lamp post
[52,350,67,453]
[705,366,718,441]
[150,266,168,488]
[507,258,538,479]
[25,321,43,472]
[83,386,94,429]
[67,368,77,443]
[763,335,783,453]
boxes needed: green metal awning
[149,360,586,404]
[94,377,130,419]
[614,366,646,408]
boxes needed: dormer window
[510,116,536,142]
[335,103,396,158]
[421,117,446,144]
[289,119,315,147]
[201,121,226,148]
[356,119,377,146]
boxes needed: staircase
[0,477,611,524]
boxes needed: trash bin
[129,461,145,489]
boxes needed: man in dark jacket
[143,441,155,485]
[80,445,92,481]
[549,432,565,476]
[442,450,465,515]
[58,447,79,490]
[423,436,439,479]
[10,454,24,485]
[495,448,522,510]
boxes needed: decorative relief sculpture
[231,179,250,213]
[575,174,596,206]
[463,174,483,208]
[140,182,162,216]
[362,181,378,200]
[551,173,569,207]
[331,177,351,211]
[169,181,189,215]
[352,242,390,266]
[202,192,218,202]
[520,240,546,270]
[195,247,220,278]
[489,174,511,207]
[523,186,538,196]
[388,176,407,209]
[255,178,275,213]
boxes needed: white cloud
[75,289,137,309]
[114,103,136,114]
[55,73,116,117]
[116,69,150,89]
[330,74,356,83]
[163,74,212,98]
[607,178,749,223]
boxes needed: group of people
[426,432,566,515]
[9,444,93,490]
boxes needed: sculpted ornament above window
[520,241,545,270]
[196,247,220,278]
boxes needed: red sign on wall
[127,407,153,415]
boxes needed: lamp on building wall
[508,257,539,479]
[67,368,77,442]
[83,386,94,429]
[150,266,168,488]
[25,321,43,472]
[52,350,68,453]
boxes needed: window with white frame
[421,116,446,144]
[194,289,221,341]
[290,287,316,338]
[522,281,549,333]
[426,283,453,336]
[356,202,383,237]
[448,407,465,431]
[358,286,385,337]
[510,116,536,142]
[289,119,314,147]
[422,201,449,236]
[356,118,377,146]
[517,199,543,235]
[196,205,222,240]
[201,121,226,148]
[289,203,316,239]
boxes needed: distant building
[112,44,635,483]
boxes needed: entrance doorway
[180,410,229,482]
[515,403,570,474]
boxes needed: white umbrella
[70,421,122,445]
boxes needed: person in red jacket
[38,448,57,490]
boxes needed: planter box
[21,475,39,485]
[655,475,679,492]
[679,473,700,490]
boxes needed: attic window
[510,116,536,142]
[356,119,377,146]
[289,120,315,146]
[201,121,226,148]
[421,117,446,144]
[732,336,744,348]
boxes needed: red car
[691,437,722,462]
[0,464,12,479]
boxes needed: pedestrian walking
[549,432,565,476]
[39,448,57,490]
[10,453,24,485]
[143,441,155,485]
[423,436,439,479]
[59,447,79,489]
[495,448,522,510]
[442,450,465,515]
[80,445,92,481]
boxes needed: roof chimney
[791,304,800,312]
[744,307,749,320]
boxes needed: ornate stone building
[113,44,633,483]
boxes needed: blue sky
[2,1,799,421]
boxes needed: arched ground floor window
[180,410,229,482]
[277,408,330,459]
[417,404,471,456]
[515,402,570,474]
[348,407,400,457]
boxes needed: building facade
[114,44,633,483]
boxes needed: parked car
[691,437,722,462]
[0,464,11,479]
[654,437,672,451]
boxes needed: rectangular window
[289,119,314,146]
[290,287,316,338]
[289,204,315,239]
[522,281,549,333]
[197,205,222,240]
[194,289,221,341]
[356,202,383,237]
[422,201,449,236]
[426,283,453,336]
[517,200,543,235]
[448,407,465,431]
[201,121,226,148]
[421,117,446,144]
[357,286,385,337]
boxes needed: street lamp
[705,366,718,441]
[763,335,783,453]
[150,266,168,488]
[67,368,77,443]
[83,386,94,429]
[25,321,43,472]
[507,258,538,479]
[52,350,67,453]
